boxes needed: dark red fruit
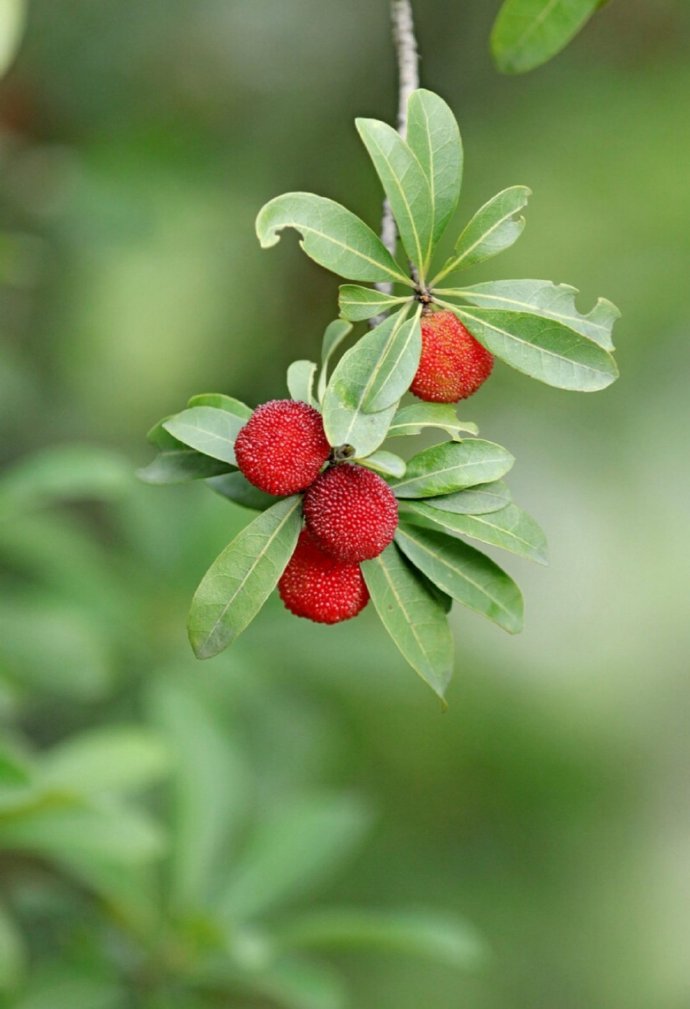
[278,529,369,624]
[410,310,494,403]
[235,399,331,496]
[303,463,398,563]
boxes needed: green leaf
[387,402,479,440]
[362,544,453,701]
[137,449,232,485]
[148,680,247,912]
[322,309,416,457]
[188,496,302,659]
[0,0,27,80]
[422,480,512,515]
[404,501,549,564]
[187,393,253,418]
[0,899,25,991]
[395,524,523,633]
[442,279,619,350]
[206,471,277,511]
[432,186,531,284]
[287,360,318,406]
[356,118,434,275]
[146,418,185,450]
[406,89,463,247]
[256,192,409,284]
[358,450,406,479]
[317,319,353,402]
[41,727,170,796]
[391,440,514,499]
[338,285,409,323]
[491,0,603,74]
[443,303,619,391]
[279,908,488,969]
[218,794,370,922]
[163,406,245,465]
[0,446,131,516]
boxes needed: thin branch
[374,0,420,310]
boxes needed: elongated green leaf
[356,118,434,275]
[444,304,619,391]
[491,0,603,74]
[443,279,619,349]
[423,480,512,515]
[279,908,488,969]
[432,186,531,284]
[219,794,370,922]
[163,406,244,464]
[395,524,523,633]
[362,544,453,701]
[404,500,548,564]
[187,393,252,417]
[0,0,26,80]
[362,310,421,413]
[138,449,232,485]
[148,680,247,911]
[206,471,276,511]
[338,285,409,323]
[318,319,353,402]
[406,89,463,247]
[392,440,514,499]
[188,496,302,659]
[146,418,185,450]
[322,309,410,457]
[41,727,170,796]
[287,360,318,406]
[256,192,409,284]
[358,450,406,479]
[387,402,478,440]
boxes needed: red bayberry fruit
[278,529,369,624]
[410,310,494,403]
[303,463,398,563]
[235,399,331,496]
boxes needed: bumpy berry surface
[410,310,494,403]
[235,399,331,496]
[278,529,369,624]
[303,463,398,563]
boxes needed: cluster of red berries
[233,311,492,624]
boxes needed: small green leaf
[356,118,434,276]
[442,303,619,391]
[256,192,410,284]
[287,361,318,406]
[358,450,406,479]
[41,727,170,796]
[491,0,604,74]
[163,406,245,465]
[442,279,619,350]
[387,402,479,440]
[423,480,512,515]
[138,450,232,485]
[218,794,370,922]
[338,285,409,323]
[406,89,463,247]
[404,500,549,564]
[362,544,453,701]
[187,393,253,417]
[361,310,422,413]
[279,908,488,969]
[322,309,413,457]
[188,496,302,659]
[395,524,523,633]
[206,471,277,511]
[392,440,514,499]
[318,319,353,402]
[432,186,531,284]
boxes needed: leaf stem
[373,0,420,311]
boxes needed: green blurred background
[1,1,689,1007]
